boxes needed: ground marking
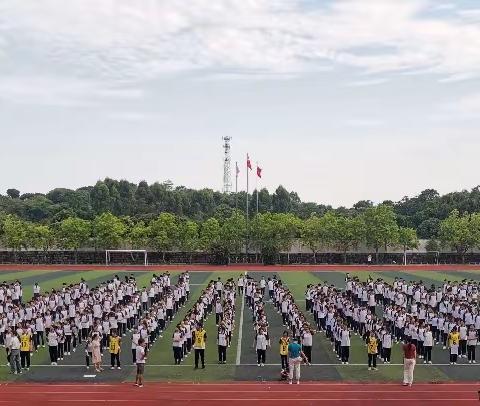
[235,271,247,365]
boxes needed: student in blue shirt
[288,337,308,385]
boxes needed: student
[217,326,227,364]
[381,328,392,364]
[366,331,379,371]
[403,338,417,387]
[459,322,468,359]
[301,327,313,364]
[423,326,433,364]
[20,330,32,371]
[279,331,290,372]
[193,323,207,369]
[135,338,146,388]
[85,336,93,370]
[340,324,351,364]
[448,327,460,365]
[287,337,308,385]
[131,328,140,365]
[8,332,21,374]
[109,330,122,370]
[172,327,183,365]
[255,327,268,367]
[47,328,58,366]
[92,333,103,372]
[467,326,477,364]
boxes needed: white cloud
[0,0,479,84]
[346,78,390,87]
[437,93,480,120]
[0,75,143,106]
[345,118,384,128]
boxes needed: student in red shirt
[402,338,416,387]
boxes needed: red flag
[247,154,252,170]
[257,165,262,178]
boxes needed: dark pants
[173,346,182,364]
[302,345,312,363]
[132,349,136,364]
[20,351,30,369]
[341,346,350,362]
[460,340,467,356]
[450,353,458,363]
[467,345,476,361]
[257,349,266,364]
[368,353,377,368]
[194,349,205,368]
[382,347,391,362]
[49,346,58,363]
[281,354,288,370]
[423,346,432,362]
[111,353,120,367]
[218,345,227,362]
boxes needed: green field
[1,268,479,383]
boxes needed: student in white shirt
[255,328,268,367]
[423,326,433,364]
[467,326,478,364]
[135,338,146,388]
[340,325,351,364]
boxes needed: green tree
[397,227,419,257]
[219,211,246,263]
[438,210,474,262]
[92,212,126,249]
[199,217,221,252]
[335,215,366,263]
[178,220,199,262]
[149,213,178,261]
[128,221,150,249]
[2,214,28,252]
[6,189,20,199]
[28,224,55,251]
[57,217,91,262]
[364,205,399,263]
[300,215,323,263]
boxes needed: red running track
[1,382,479,406]
[0,264,479,272]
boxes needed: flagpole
[246,154,249,258]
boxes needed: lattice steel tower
[222,136,232,193]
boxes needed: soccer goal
[404,250,439,266]
[105,250,148,266]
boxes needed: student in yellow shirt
[193,323,207,370]
[279,331,290,373]
[448,327,460,365]
[366,331,379,371]
[20,330,32,371]
[109,330,122,370]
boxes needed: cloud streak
[0,0,479,85]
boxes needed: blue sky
[0,0,479,207]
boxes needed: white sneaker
[117,367,121,370]
[346,362,349,365]
[111,367,115,370]
[473,360,476,363]
[296,381,300,385]
[428,361,432,364]
[288,381,292,385]
[469,360,472,364]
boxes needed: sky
[0,0,480,207]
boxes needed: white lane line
[235,271,247,365]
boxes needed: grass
[0,268,478,383]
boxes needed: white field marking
[83,375,96,378]
[17,399,476,403]
[235,271,247,365]
[27,362,480,367]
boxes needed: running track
[1,382,478,405]
[1,264,480,272]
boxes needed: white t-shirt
[136,345,146,364]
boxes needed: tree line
[1,204,477,263]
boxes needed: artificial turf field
[1,267,479,384]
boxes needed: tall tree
[334,215,366,263]
[438,210,475,262]
[199,217,221,253]
[92,212,126,249]
[56,217,91,263]
[2,214,28,252]
[178,220,199,262]
[149,213,179,261]
[363,205,399,263]
[397,227,419,260]
[127,221,150,249]
[219,211,246,263]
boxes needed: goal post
[404,250,439,266]
[105,250,148,266]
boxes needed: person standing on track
[402,338,417,386]
[193,322,207,369]
[279,331,290,373]
[287,337,308,385]
[109,330,122,370]
[135,338,146,388]
[366,331,379,371]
